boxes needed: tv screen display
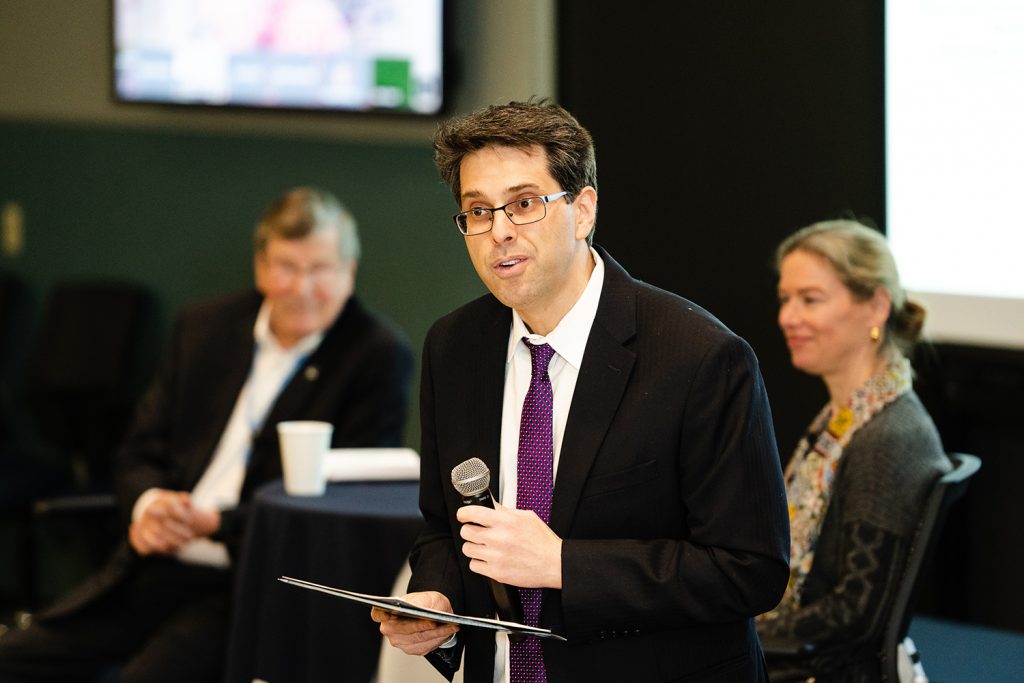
[113,0,446,115]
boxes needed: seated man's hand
[371,591,459,656]
[186,505,221,539]
[129,490,220,556]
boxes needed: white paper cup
[276,421,333,496]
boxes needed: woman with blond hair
[757,220,950,682]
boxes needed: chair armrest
[32,493,116,515]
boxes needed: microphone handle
[461,490,495,508]
[460,490,524,626]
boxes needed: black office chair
[881,452,981,682]
[7,280,157,607]
[23,281,157,492]
[761,452,981,683]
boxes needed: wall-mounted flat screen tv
[113,0,446,116]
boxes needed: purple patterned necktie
[511,340,555,683]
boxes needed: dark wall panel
[559,0,884,453]
[559,0,1024,632]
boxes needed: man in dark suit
[0,187,413,681]
[373,102,790,682]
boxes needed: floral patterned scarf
[760,354,912,620]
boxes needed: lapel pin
[304,365,319,381]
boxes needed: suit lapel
[185,305,256,486]
[249,299,361,464]
[470,300,511,482]
[550,250,637,536]
[259,353,321,434]
[453,251,638,531]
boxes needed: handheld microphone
[451,457,523,625]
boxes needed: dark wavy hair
[433,99,598,241]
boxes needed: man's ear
[254,252,269,295]
[573,186,598,241]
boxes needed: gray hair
[253,187,360,262]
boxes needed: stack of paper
[323,448,420,481]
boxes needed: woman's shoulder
[833,391,950,535]
[851,391,947,470]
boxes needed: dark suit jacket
[409,248,790,682]
[41,290,413,619]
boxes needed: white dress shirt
[490,248,604,683]
[133,301,323,568]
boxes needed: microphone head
[451,458,490,497]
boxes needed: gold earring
[870,326,881,342]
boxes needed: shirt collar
[508,247,605,370]
[254,300,325,357]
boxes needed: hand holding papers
[278,576,566,641]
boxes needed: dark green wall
[0,120,485,447]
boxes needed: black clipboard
[278,576,567,641]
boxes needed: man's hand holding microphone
[373,458,562,654]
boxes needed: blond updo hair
[776,220,926,356]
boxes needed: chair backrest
[880,452,981,681]
[23,280,157,489]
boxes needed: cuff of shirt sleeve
[132,488,163,522]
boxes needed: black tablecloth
[225,479,424,683]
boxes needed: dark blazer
[41,290,413,619]
[410,248,790,682]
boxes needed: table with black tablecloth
[225,480,423,683]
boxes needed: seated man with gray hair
[0,187,413,682]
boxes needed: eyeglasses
[453,191,569,236]
[263,258,343,287]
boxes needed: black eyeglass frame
[452,191,570,236]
